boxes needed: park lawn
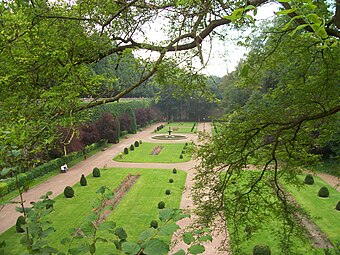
[114,142,192,163]
[225,170,322,255]
[282,175,340,245]
[0,168,186,254]
[155,122,197,134]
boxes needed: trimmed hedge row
[0,140,107,197]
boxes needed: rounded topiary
[165,189,171,195]
[169,178,174,183]
[179,154,183,159]
[304,174,314,185]
[139,140,142,145]
[130,144,134,151]
[253,244,271,255]
[318,186,329,198]
[64,186,74,198]
[336,201,340,211]
[158,201,165,209]
[93,167,101,177]
[124,147,129,154]
[16,216,26,233]
[80,174,87,186]
[173,168,177,174]
[134,141,139,147]
[150,220,158,229]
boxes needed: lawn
[154,122,197,134]
[0,168,187,254]
[113,142,192,163]
[224,170,324,255]
[282,175,340,245]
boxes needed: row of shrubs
[124,140,142,154]
[154,124,164,132]
[0,141,107,197]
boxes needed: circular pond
[151,134,188,140]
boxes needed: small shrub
[150,220,158,229]
[64,186,74,198]
[165,189,171,195]
[169,178,174,183]
[179,154,183,159]
[134,141,139,147]
[253,244,271,255]
[182,150,185,154]
[158,201,165,209]
[173,168,177,174]
[304,174,314,185]
[93,167,101,177]
[16,216,26,233]
[80,174,87,186]
[336,201,340,211]
[139,140,142,144]
[318,186,329,198]
[130,144,134,151]
[124,147,129,154]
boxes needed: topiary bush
[80,174,87,186]
[124,147,129,154]
[253,244,271,255]
[165,189,171,195]
[64,186,74,198]
[150,220,158,229]
[158,201,165,209]
[318,186,329,198]
[93,167,101,177]
[173,168,177,174]
[16,216,26,233]
[304,174,314,185]
[169,178,174,183]
[130,144,134,151]
[179,154,183,159]
[139,140,142,144]
[336,201,340,211]
[134,141,139,147]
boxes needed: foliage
[80,174,87,186]
[64,186,75,198]
[165,189,171,195]
[134,141,140,147]
[124,148,129,154]
[130,144,135,151]
[158,201,166,209]
[253,244,271,255]
[150,220,158,229]
[15,216,26,233]
[173,168,177,174]
[92,167,101,178]
[169,178,174,183]
[318,187,330,197]
[304,174,314,185]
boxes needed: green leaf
[159,208,174,222]
[96,186,106,194]
[114,227,128,240]
[275,8,296,15]
[142,239,169,255]
[96,237,108,243]
[239,64,250,77]
[158,223,180,236]
[183,232,195,245]
[244,5,255,11]
[0,167,14,177]
[289,24,309,36]
[198,235,213,242]
[99,221,116,231]
[138,228,156,241]
[89,243,96,254]
[122,242,141,254]
[60,237,71,245]
[173,213,190,221]
[173,249,186,255]
[188,244,205,254]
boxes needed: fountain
[152,125,187,140]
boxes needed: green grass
[283,175,340,245]
[0,168,186,254]
[155,122,197,134]
[225,170,323,255]
[0,145,110,205]
[114,142,192,163]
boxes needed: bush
[139,140,142,144]
[80,174,87,186]
[134,141,139,147]
[318,186,329,198]
[158,201,165,209]
[130,144,134,151]
[16,216,26,233]
[0,182,9,196]
[336,201,340,211]
[93,167,101,177]
[253,244,271,255]
[173,168,177,174]
[304,174,314,185]
[169,178,174,183]
[64,186,75,198]
[124,147,129,154]
[179,154,183,159]
[165,189,171,195]
[150,220,158,229]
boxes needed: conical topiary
[124,148,129,154]
[158,201,165,209]
[134,141,139,147]
[172,168,177,174]
[304,174,314,185]
[169,178,174,183]
[253,244,271,255]
[64,186,74,198]
[165,189,171,195]
[335,201,340,211]
[130,144,134,151]
[150,220,158,229]
[16,216,26,233]
[93,167,100,177]
[318,186,329,198]
[80,174,87,186]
